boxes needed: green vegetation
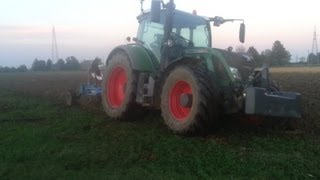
[1,90,319,179]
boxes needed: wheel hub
[169,81,192,121]
[180,93,193,108]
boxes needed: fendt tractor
[100,0,301,134]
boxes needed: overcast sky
[0,0,319,67]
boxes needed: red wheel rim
[169,81,192,121]
[106,66,127,108]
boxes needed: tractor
[101,0,301,134]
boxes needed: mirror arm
[210,17,244,25]
[222,19,245,24]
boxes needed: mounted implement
[101,0,301,134]
[65,59,103,106]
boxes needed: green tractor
[101,0,301,134]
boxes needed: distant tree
[261,49,272,67]
[270,40,291,66]
[46,59,53,71]
[65,56,81,70]
[247,46,262,66]
[31,58,39,71]
[55,58,65,70]
[31,58,46,71]
[2,67,11,73]
[235,45,246,53]
[10,67,17,72]
[307,53,318,65]
[38,60,46,71]
[17,65,28,72]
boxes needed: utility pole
[311,26,318,64]
[52,26,59,62]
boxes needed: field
[270,67,320,133]
[1,67,320,178]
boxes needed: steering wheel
[170,32,193,48]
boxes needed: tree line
[307,53,320,65]
[0,40,311,73]
[31,56,82,71]
[0,65,28,73]
[240,40,292,67]
[0,56,97,73]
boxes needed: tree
[46,59,53,71]
[65,56,81,70]
[247,46,262,66]
[261,49,272,67]
[31,58,39,71]
[55,59,65,70]
[17,65,28,72]
[2,67,11,73]
[31,58,46,71]
[307,53,318,65]
[37,60,46,71]
[270,40,291,66]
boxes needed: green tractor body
[102,0,301,134]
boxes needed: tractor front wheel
[161,65,220,134]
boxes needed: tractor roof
[137,9,209,29]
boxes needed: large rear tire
[161,64,220,134]
[102,51,139,119]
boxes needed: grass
[1,90,320,179]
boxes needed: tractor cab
[137,10,211,60]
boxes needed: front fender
[106,44,159,73]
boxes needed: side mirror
[151,0,161,23]
[239,23,245,43]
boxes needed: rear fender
[106,44,159,73]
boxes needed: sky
[0,0,319,67]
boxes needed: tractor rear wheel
[161,64,220,134]
[102,51,139,119]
